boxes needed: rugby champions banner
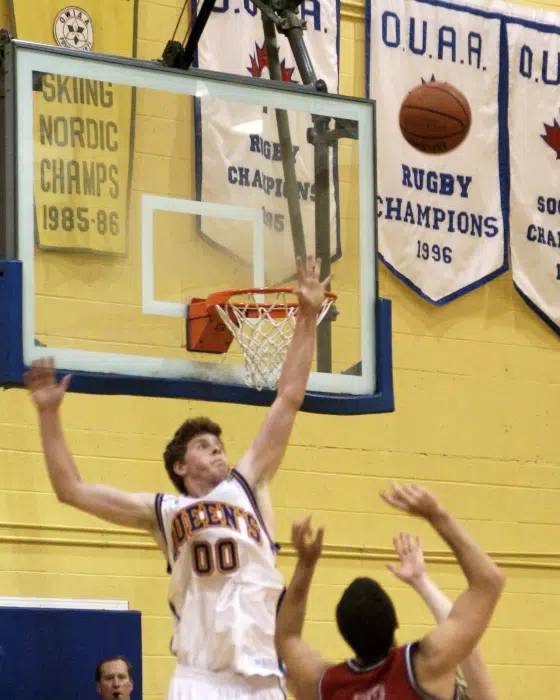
[507,17,560,333]
[11,1,138,254]
[367,0,507,304]
[193,0,340,283]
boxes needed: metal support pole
[283,21,333,372]
[261,16,307,263]
[310,112,333,372]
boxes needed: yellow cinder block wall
[0,1,559,698]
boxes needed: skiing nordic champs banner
[507,17,560,333]
[367,0,507,304]
[10,1,137,255]
[193,0,340,283]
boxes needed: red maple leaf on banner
[542,118,560,159]
[247,42,297,83]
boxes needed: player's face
[183,432,229,490]
[96,660,133,699]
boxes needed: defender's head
[336,577,398,664]
[163,417,228,497]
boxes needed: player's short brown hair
[163,417,223,494]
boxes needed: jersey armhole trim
[155,493,172,574]
[155,493,166,540]
[405,643,460,700]
[318,665,329,700]
[169,601,180,621]
[231,468,276,550]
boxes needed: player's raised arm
[236,255,332,489]
[381,484,505,699]
[25,358,157,531]
[275,515,330,700]
[388,532,499,700]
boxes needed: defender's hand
[291,515,325,567]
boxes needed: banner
[367,0,507,304]
[11,1,137,255]
[507,18,560,333]
[193,0,340,283]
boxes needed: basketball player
[388,532,499,700]
[95,656,134,700]
[25,255,331,700]
[275,482,505,700]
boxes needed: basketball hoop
[187,288,336,391]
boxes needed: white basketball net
[213,290,335,391]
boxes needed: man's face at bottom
[96,659,133,700]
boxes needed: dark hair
[336,577,397,664]
[163,417,223,494]
[95,655,133,682]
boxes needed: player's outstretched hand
[24,357,71,413]
[295,255,333,316]
[381,482,443,521]
[291,514,325,567]
[387,532,426,586]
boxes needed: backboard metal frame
[0,39,394,415]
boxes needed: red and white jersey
[154,469,285,679]
[320,644,460,700]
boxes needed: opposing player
[388,532,499,700]
[275,483,505,700]
[25,255,331,700]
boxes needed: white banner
[194,0,340,283]
[367,0,507,304]
[507,20,560,333]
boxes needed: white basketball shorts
[167,665,286,700]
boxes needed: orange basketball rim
[187,288,337,391]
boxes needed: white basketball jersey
[154,469,285,679]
